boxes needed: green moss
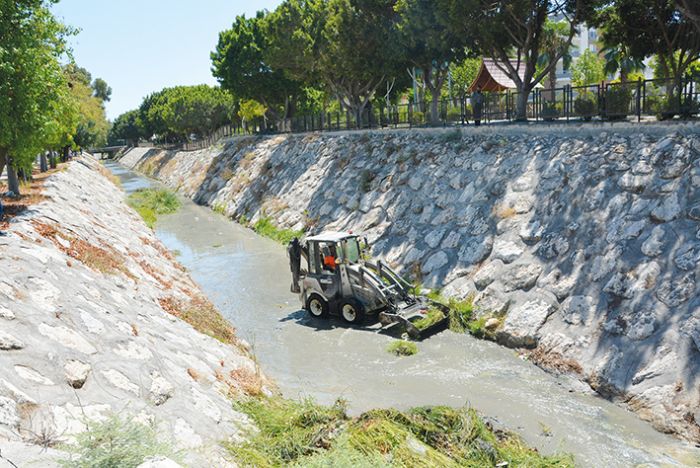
[386,340,418,356]
[228,396,574,467]
[127,188,180,228]
[212,202,227,216]
[253,216,304,244]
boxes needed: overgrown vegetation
[386,340,418,356]
[413,307,446,331]
[59,415,179,468]
[228,396,574,467]
[253,216,304,244]
[127,188,181,228]
[159,295,237,345]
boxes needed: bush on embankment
[127,188,180,228]
[228,396,573,467]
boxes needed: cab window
[343,238,361,264]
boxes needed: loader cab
[301,232,362,310]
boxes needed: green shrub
[386,340,418,356]
[604,87,631,120]
[59,415,178,468]
[540,101,560,121]
[574,94,596,121]
[410,110,425,125]
[446,108,462,122]
[253,216,304,244]
[127,188,181,228]
[228,396,574,467]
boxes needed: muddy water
[108,161,699,467]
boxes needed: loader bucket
[378,299,449,340]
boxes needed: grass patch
[127,188,181,228]
[413,307,446,331]
[158,295,237,345]
[253,216,304,244]
[58,414,178,468]
[228,396,574,467]
[386,340,418,356]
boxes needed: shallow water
[108,161,700,467]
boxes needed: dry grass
[32,221,134,279]
[130,324,139,336]
[158,295,237,345]
[230,367,264,396]
[95,163,122,187]
[137,259,173,289]
[240,151,257,170]
[221,167,235,181]
[528,346,583,375]
[493,204,517,219]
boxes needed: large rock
[650,193,681,222]
[473,260,504,289]
[64,360,91,389]
[0,331,24,350]
[498,298,556,348]
[560,295,596,326]
[491,240,523,263]
[501,263,543,292]
[457,235,493,265]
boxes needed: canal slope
[0,157,265,467]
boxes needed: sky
[52,0,282,120]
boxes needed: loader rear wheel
[340,299,365,325]
[306,294,329,319]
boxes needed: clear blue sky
[52,0,282,120]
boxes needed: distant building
[555,23,600,86]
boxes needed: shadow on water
[105,160,700,468]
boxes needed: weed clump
[253,216,304,244]
[413,307,446,331]
[59,415,178,468]
[127,188,181,228]
[228,396,574,467]
[386,340,418,356]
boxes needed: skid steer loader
[287,231,448,339]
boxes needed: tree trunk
[7,158,20,196]
[40,152,48,172]
[49,151,57,169]
[547,67,557,101]
[516,89,530,121]
[0,151,6,184]
[62,145,70,162]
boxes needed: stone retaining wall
[0,157,263,466]
[121,124,700,442]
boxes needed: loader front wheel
[306,294,329,319]
[340,299,365,325]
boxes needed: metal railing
[157,76,698,152]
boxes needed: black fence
[170,76,699,152]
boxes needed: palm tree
[538,20,573,101]
[602,44,645,83]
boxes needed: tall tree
[0,0,73,194]
[109,110,144,146]
[571,49,605,86]
[211,12,302,129]
[594,0,700,94]
[539,19,572,98]
[317,0,404,126]
[92,78,112,102]
[395,0,469,124]
[440,0,595,120]
[676,0,700,33]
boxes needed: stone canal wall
[121,124,700,442]
[0,157,264,466]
